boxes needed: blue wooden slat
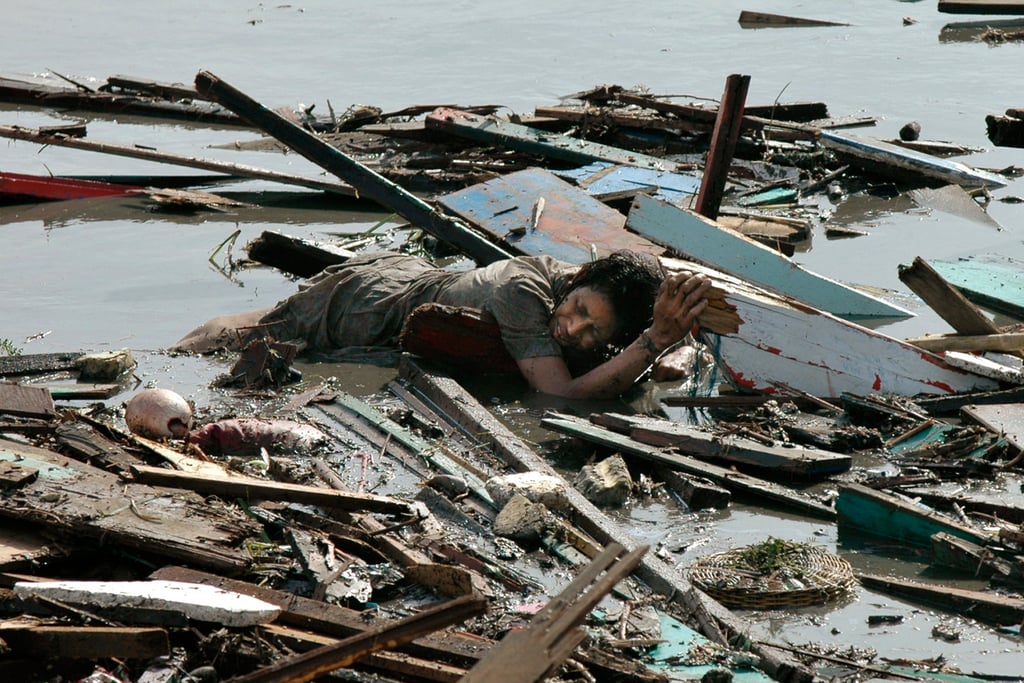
[438,167,663,264]
[626,194,913,319]
[552,161,702,204]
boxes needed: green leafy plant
[0,338,22,356]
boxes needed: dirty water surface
[2,0,1024,680]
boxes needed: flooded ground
[3,0,1024,678]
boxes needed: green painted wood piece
[646,611,774,682]
[931,255,1024,321]
[835,483,991,547]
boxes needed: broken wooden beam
[858,573,1024,626]
[228,594,487,683]
[0,623,168,659]
[694,73,750,220]
[129,463,415,515]
[462,543,644,683]
[194,71,511,266]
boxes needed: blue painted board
[438,167,664,264]
[646,611,774,682]
[552,160,702,205]
[626,193,913,319]
[931,255,1024,321]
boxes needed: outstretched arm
[517,271,711,399]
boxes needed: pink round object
[124,388,193,439]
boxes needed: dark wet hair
[563,249,663,350]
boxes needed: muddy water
[3,0,1024,676]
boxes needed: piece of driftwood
[939,0,1024,15]
[628,193,911,319]
[541,411,836,519]
[194,71,511,266]
[905,331,1024,353]
[836,483,991,548]
[0,73,240,124]
[858,573,1024,626]
[694,74,749,220]
[254,624,471,682]
[656,468,731,510]
[228,594,487,683]
[462,543,645,683]
[737,10,850,27]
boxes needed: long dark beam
[194,71,511,265]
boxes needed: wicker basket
[689,539,857,609]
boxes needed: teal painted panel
[931,256,1024,321]
[646,611,775,682]
[0,448,78,479]
[626,194,913,319]
[835,485,989,547]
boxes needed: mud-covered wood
[0,624,169,659]
[0,439,261,572]
[0,384,55,420]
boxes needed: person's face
[549,286,619,353]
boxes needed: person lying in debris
[171,250,712,399]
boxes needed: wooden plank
[819,130,1007,189]
[0,171,142,202]
[151,565,489,668]
[425,107,687,172]
[898,256,1002,335]
[694,74,749,220]
[590,412,851,476]
[737,10,850,27]
[930,255,1024,321]
[194,72,511,266]
[540,412,836,519]
[939,0,1024,14]
[129,463,415,515]
[0,384,55,419]
[627,194,912,319]
[857,573,1024,626]
[13,579,281,627]
[835,483,992,547]
[905,331,1024,353]
[462,543,645,683]
[438,166,663,262]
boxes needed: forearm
[518,331,663,399]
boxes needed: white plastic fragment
[13,579,281,627]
